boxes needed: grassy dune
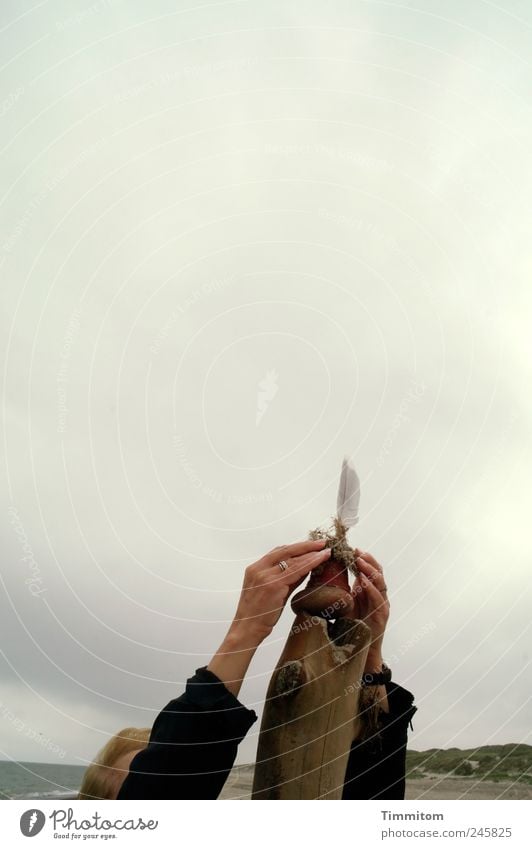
[406,744,532,784]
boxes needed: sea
[0,761,85,800]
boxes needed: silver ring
[277,560,289,572]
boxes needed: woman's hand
[230,538,332,645]
[207,539,331,696]
[351,549,390,672]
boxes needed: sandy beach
[219,765,532,800]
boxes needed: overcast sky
[1,0,531,775]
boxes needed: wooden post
[252,613,371,799]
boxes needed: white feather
[336,457,360,529]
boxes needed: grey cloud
[1,0,531,766]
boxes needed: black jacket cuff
[379,681,417,732]
[185,665,254,711]
[148,666,257,747]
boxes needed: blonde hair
[78,726,151,800]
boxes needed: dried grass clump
[308,517,358,576]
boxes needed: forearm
[206,623,263,698]
[363,642,389,713]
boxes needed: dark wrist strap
[361,662,392,686]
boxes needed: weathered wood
[252,612,371,799]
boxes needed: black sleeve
[342,682,417,800]
[118,666,257,800]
